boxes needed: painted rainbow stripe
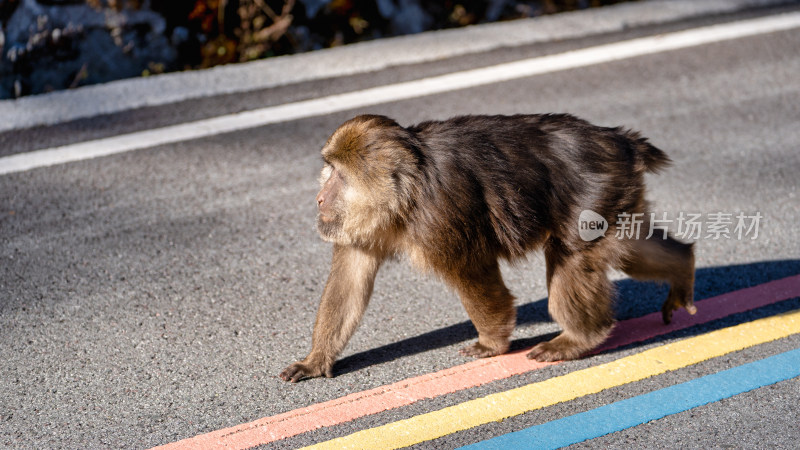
[153,274,800,449]
[462,347,800,449]
[303,309,800,449]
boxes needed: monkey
[279,113,695,382]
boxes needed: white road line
[2,12,800,176]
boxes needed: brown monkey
[279,114,695,382]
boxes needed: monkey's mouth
[316,214,342,241]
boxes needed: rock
[300,0,329,19]
[0,0,175,98]
[376,0,432,35]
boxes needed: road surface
[1,2,799,448]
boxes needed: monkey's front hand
[279,359,333,383]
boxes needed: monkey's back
[407,114,664,263]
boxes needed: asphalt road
[2,4,800,449]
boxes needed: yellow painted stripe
[304,309,800,449]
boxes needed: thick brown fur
[279,114,695,382]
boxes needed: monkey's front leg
[279,244,384,382]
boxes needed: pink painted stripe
[153,274,800,450]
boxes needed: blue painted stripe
[461,347,800,450]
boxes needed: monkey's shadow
[333,259,800,376]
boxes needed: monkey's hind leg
[455,262,516,358]
[620,229,695,324]
[527,238,615,362]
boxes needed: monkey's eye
[331,166,345,183]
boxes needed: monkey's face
[315,164,347,242]
[314,161,395,245]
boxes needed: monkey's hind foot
[459,341,508,358]
[526,334,593,362]
[661,285,697,325]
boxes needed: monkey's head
[316,115,422,247]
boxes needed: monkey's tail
[625,129,672,174]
